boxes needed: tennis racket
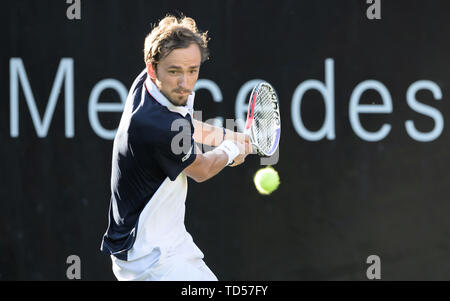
[244,81,281,157]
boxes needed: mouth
[174,90,191,95]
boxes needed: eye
[168,70,177,75]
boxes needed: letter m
[10,58,74,138]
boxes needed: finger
[229,157,244,167]
[245,143,253,154]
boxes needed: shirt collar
[144,75,195,118]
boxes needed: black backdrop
[1,0,450,280]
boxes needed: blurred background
[1,0,450,280]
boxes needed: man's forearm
[193,119,248,146]
[193,119,223,146]
[184,142,240,183]
[200,148,230,181]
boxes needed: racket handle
[250,143,258,155]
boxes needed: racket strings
[253,86,276,154]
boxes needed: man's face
[148,43,201,106]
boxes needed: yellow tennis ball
[253,166,280,195]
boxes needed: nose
[178,74,188,89]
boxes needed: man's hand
[228,140,249,167]
[225,130,253,156]
[243,133,253,155]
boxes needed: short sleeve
[153,116,197,181]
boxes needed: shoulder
[129,69,147,95]
[131,105,193,146]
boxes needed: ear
[146,62,157,80]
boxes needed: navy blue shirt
[100,70,197,260]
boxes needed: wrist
[215,140,240,165]
[222,127,226,143]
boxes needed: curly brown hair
[144,15,209,67]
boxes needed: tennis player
[100,15,252,281]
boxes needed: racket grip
[251,143,258,155]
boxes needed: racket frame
[244,82,281,157]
